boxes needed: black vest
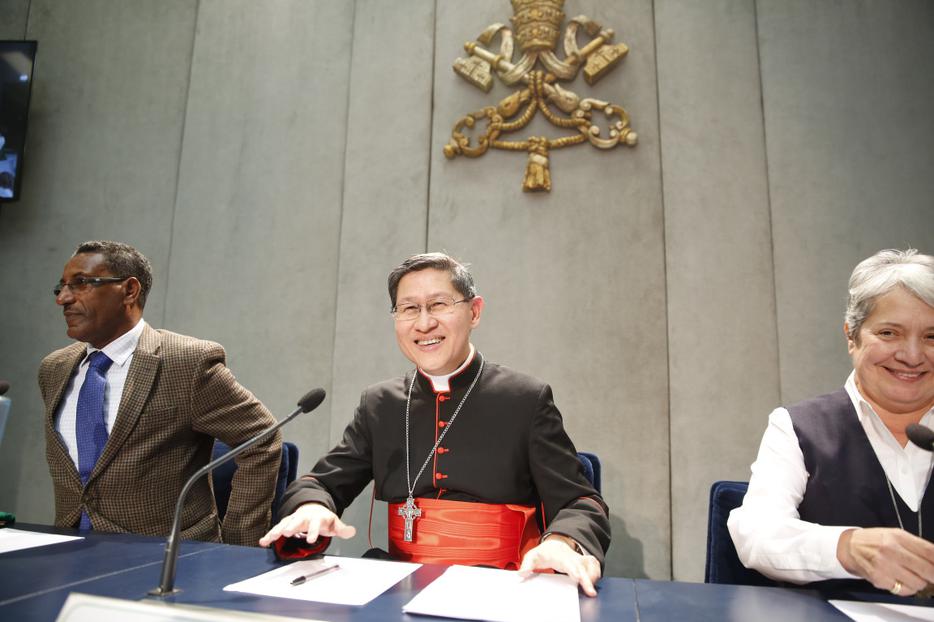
[789,389,934,594]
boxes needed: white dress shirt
[728,371,934,583]
[54,319,147,468]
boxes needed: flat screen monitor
[0,40,38,203]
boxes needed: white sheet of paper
[56,592,325,622]
[402,565,581,622]
[223,555,420,606]
[0,528,82,553]
[830,599,934,621]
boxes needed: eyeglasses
[391,296,471,322]
[53,276,128,297]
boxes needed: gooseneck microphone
[907,424,934,452]
[149,387,326,596]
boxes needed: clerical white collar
[421,344,476,393]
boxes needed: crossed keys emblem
[444,0,638,192]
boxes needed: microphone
[907,424,934,451]
[149,387,326,596]
[0,381,9,396]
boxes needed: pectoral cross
[398,496,421,542]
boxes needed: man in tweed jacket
[40,240,281,546]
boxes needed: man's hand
[518,534,601,597]
[258,503,356,547]
[837,527,934,596]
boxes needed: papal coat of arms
[444,0,637,192]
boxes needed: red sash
[388,498,540,570]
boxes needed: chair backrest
[212,441,299,523]
[0,396,10,446]
[705,480,778,586]
[282,442,298,487]
[577,451,602,493]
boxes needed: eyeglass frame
[53,276,130,297]
[390,296,474,322]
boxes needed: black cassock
[278,352,611,567]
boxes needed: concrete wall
[657,0,782,581]
[0,0,931,582]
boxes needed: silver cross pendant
[398,496,422,543]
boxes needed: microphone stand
[149,388,324,596]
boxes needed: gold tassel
[523,137,551,192]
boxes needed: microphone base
[147,586,181,597]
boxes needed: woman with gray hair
[729,249,934,596]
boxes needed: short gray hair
[845,248,934,341]
[74,240,154,309]
[387,252,477,309]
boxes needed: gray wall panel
[163,0,353,453]
[0,0,29,38]
[327,0,436,558]
[760,0,934,405]
[0,0,196,523]
[657,0,781,582]
[0,0,37,512]
[431,0,668,580]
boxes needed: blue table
[0,525,924,621]
[0,525,221,617]
[634,579,851,621]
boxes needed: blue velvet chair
[705,480,778,586]
[577,451,602,493]
[0,395,10,446]
[212,441,299,523]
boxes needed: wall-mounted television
[0,41,38,203]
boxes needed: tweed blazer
[39,324,281,546]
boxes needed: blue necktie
[75,351,113,530]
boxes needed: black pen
[290,563,341,586]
